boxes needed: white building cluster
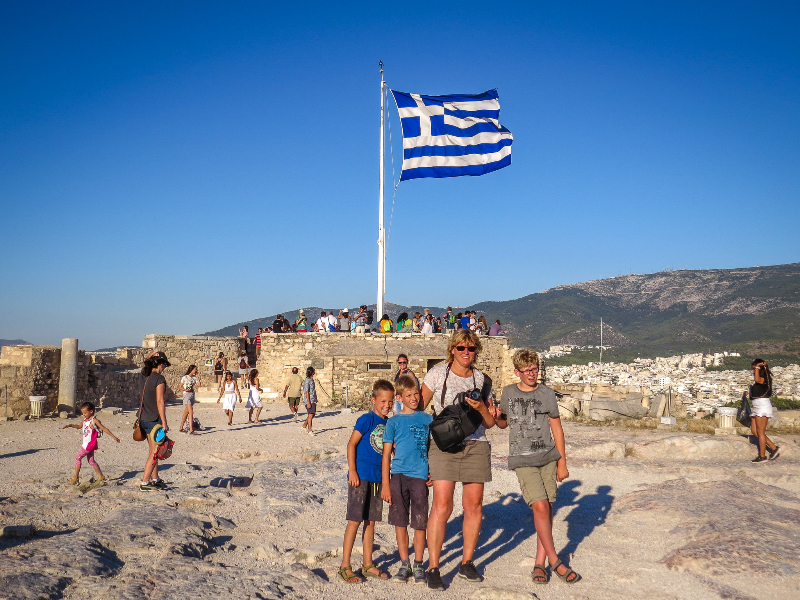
[547,352,800,415]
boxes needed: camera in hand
[458,388,483,403]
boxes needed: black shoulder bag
[737,390,752,428]
[429,365,486,453]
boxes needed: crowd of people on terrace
[237,306,508,338]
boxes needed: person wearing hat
[296,310,308,333]
[138,351,171,491]
[338,309,351,334]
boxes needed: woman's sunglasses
[455,346,478,352]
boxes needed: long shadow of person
[437,492,536,583]
[559,484,614,558]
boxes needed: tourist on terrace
[421,329,498,589]
[339,309,351,333]
[295,310,308,333]
[488,320,506,336]
[421,314,434,333]
[749,358,780,463]
[476,315,488,335]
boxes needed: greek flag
[390,89,513,181]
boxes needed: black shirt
[273,319,283,333]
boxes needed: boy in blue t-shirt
[338,379,394,583]
[381,375,433,584]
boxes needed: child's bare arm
[94,418,120,443]
[550,416,569,482]
[346,430,362,487]
[61,423,80,429]
[380,442,393,504]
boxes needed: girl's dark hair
[142,357,156,377]
[225,370,233,378]
[249,369,259,383]
[397,353,408,362]
[382,314,389,320]
[218,352,224,357]
[752,358,773,389]
[397,312,409,322]
[306,366,315,378]
[80,401,95,412]
[185,364,197,375]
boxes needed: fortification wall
[255,332,515,409]
[140,334,246,396]
[0,345,146,416]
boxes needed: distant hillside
[201,263,800,362]
[0,339,30,349]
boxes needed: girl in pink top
[62,401,120,485]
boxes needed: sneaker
[458,560,483,582]
[767,445,780,460]
[413,562,426,585]
[308,430,316,436]
[151,479,167,489]
[426,568,445,591]
[751,456,768,463]
[392,562,411,583]
[140,481,159,491]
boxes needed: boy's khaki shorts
[514,462,557,505]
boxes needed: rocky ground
[1,403,799,600]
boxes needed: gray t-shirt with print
[500,383,561,469]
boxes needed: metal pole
[4,385,7,418]
[599,317,603,366]
[377,61,386,324]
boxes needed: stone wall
[255,332,515,409]
[0,333,516,416]
[0,345,61,417]
[141,334,246,396]
[0,345,146,416]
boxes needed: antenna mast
[600,317,603,366]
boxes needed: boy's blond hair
[372,379,395,397]
[513,349,540,371]
[394,374,417,396]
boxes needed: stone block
[714,427,736,435]
[661,416,677,425]
[295,537,344,564]
[2,525,33,538]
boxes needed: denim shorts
[140,419,161,435]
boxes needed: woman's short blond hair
[446,329,482,364]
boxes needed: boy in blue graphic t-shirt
[381,375,433,584]
[338,379,394,583]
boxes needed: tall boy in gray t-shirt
[495,349,581,585]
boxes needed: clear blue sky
[2,2,798,349]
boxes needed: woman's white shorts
[751,397,774,418]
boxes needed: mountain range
[201,263,800,363]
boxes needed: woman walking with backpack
[749,358,780,463]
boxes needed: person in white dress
[217,371,242,426]
[246,369,264,424]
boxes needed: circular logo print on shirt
[369,424,386,454]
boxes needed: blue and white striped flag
[390,89,513,181]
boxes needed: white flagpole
[377,61,386,324]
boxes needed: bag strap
[137,375,150,420]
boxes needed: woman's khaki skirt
[428,439,492,483]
